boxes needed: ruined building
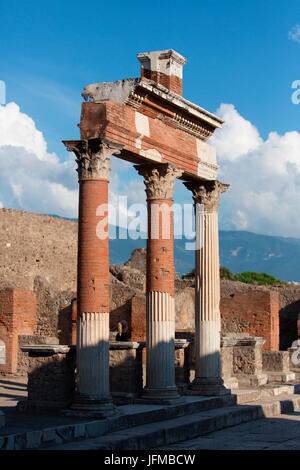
[0,51,300,416]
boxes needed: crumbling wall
[0,208,77,292]
[0,209,299,351]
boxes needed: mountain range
[49,216,300,282]
[110,229,300,282]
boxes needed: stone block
[175,339,191,391]
[110,341,145,402]
[0,410,5,428]
[231,336,264,375]
[236,373,268,388]
[288,347,300,370]
[266,371,296,384]
[18,345,76,411]
[26,430,42,449]
[42,428,56,443]
[263,351,290,372]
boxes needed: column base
[136,387,185,405]
[65,394,119,418]
[188,377,231,396]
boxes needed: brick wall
[0,287,36,374]
[128,285,280,352]
[131,294,146,342]
[220,290,279,351]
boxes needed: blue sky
[1,0,300,237]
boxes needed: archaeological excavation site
[1,49,300,452]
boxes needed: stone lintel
[81,78,223,132]
[21,344,73,354]
[221,336,265,348]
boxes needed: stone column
[134,163,183,404]
[184,180,230,396]
[63,138,122,416]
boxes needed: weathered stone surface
[24,347,76,407]
[34,276,76,338]
[263,351,290,373]
[0,208,77,292]
[110,265,145,292]
[124,248,146,273]
[109,342,144,401]
[17,335,59,376]
[232,338,264,376]
[0,410,5,428]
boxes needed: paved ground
[0,376,95,436]
[159,412,300,450]
[2,376,300,450]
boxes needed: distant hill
[49,216,300,282]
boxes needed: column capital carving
[184,180,229,211]
[63,138,123,180]
[134,163,183,199]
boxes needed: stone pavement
[159,411,300,450]
[2,375,300,450]
[0,376,95,437]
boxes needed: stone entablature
[79,50,223,181]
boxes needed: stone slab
[0,411,5,428]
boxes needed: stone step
[234,383,300,404]
[42,394,300,450]
[0,394,235,450]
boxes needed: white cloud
[0,102,78,217]
[212,104,300,237]
[211,104,262,161]
[288,24,300,43]
[0,102,55,161]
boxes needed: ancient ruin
[61,49,230,413]
[1,50,300,450]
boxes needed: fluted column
[63,138,122,415]
[135,163,183,403]
[185,180,230,396]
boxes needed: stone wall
[0,208,77,292]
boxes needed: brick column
[185,180,230,396]
[135,163,183,404]
[64,138,122,416]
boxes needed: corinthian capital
[63,138,123,180]
[184,180,229,211]
[134,163,183,199]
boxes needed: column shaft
[135,163,183,403]
[63,138,122,415]
[76,178,111,404]
[185,180,230,396]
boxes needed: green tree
[233,271,286,286]
[182,267,286,286]
[182,268,195,279]
[220,266,234,280]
